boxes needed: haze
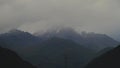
[0,0,120,40]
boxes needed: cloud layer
[0,0,120,39]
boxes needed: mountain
[0,29,95,68]
[95,47,114,57]
[0,29,118,68]
[0,46,36,68]
[85,45,120,68]
[35,28,119,51]
[20,37,95,68]
[0,28,118,51]
[81,32,119,51]
[0,29,41,50]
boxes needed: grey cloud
[0,0,120,39]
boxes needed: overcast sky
[0,0,120,40]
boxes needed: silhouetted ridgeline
[85,45,120,68]
[0,46,36,68]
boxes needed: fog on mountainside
[35,27,119,51]
[0,28,118,51]
[0,0,120,68]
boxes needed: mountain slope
[0,29,41,50]
[36,28,119,51]
[95,47,114,57]
[21,37,95,68]
[0,46,36,68]
[85,45,120,68]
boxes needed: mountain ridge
[0,28,119,51]
[0,46,36,68]
[35,28,119,51]
[85,45,120,68]
[0,29,41,50]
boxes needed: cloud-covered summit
[0,0,120,39]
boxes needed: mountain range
[0,28,119,68]
[35,28,119,51]
[0,28,118,52]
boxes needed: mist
[0,0,120,40]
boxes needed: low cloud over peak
[0,0,120,39]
